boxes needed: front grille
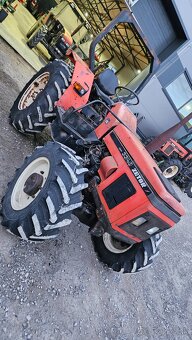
[102,174,136,209]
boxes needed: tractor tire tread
[160,158,183,179]
[184,182,192,198]
[27,25,48,49]
[91,233,162,273]
[1,142,88,241]
[10,60,71,134]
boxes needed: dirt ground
[0,37,192,340]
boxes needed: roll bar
[89,10,160,82]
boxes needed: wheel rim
[18,72,50,110]
[11,157,50,210]
[163,165,179,178]
[103,233,132,254]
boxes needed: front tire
[92,233,162,273]
[160,159,182,179]
[184,182,192,198]
[1,142,88,241]
[10,60,71,134]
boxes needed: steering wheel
[114,86,139,105]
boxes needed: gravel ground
[0,37,192,340]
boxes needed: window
[166,73,192,128]
[179,133,192,150]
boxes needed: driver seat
[95,69,119,96]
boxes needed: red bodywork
[95,106,185,243]
[57,51,94,110]
[161,138,192,161]
[56,54,185,244]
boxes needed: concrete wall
[132,75,181,136]
[178,42,192,75]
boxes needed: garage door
[132,0,176,57]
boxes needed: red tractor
[1,11,185,273]
[155,132,192,197]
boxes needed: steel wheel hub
[11,157,50,210]
[103,233,132,254]
[18,72,49,110]
[24,173,43,196]
[163,165,179,178]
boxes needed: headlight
[132,217,159,235]
[146,227,159,235]
[132,217,147,226]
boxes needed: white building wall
[178,42,192,75]
[173,0,192,40]
[133,0,192,138]
[133,76,180,136]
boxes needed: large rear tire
[10,60,71,134]
[160,159,182,179]
[1,142,88,241]
[92,233,162,273]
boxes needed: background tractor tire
[184,182,192,198]
[1,142,88,241]
[10,60,71,134]
[27,25,48,49]
[92,233,162,273]
[160,159,183,179]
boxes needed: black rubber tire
[1,142,88,241]
[160,159,183,179]
[27,25,48,49]
[184,182,192,198]
[92,233,162,273]
[10,59,71,134]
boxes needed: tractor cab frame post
[89,9,160,86]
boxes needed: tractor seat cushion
[95,69,118,96]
